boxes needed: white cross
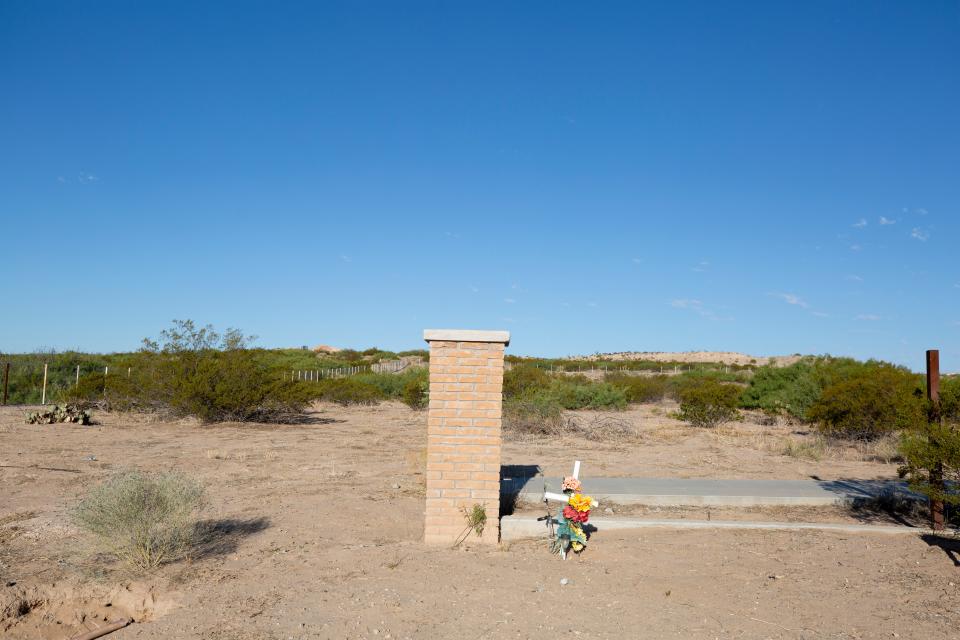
[544,460,580,504]
[543,460,584,560]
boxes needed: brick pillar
[423,329,510,545]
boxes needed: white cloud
[78,172,99,183]
[850,244,862,252]
[772,292,809,308]
[811,311,830,318]
[916,208,928,216]
[852,218,868,228]
[503,298,516,304]
[339,254,352,263]
[845,274,863,282]
[911,227,929,241]
[470,286,479,293]
[586,301,598,308]
[631,257,642,264]
[670,299,731,321]
[856,314,881,321]
[879,216,896,225]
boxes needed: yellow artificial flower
[571,541,584,551]
[570,524,584,539]
[568,493,593,512]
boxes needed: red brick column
[423,329,510,545]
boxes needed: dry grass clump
[503,400,637,441]
[777,433,902,463]
[781,437,828,461]
[72,470,206,571]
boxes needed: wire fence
[1,356,429,405]
[0,361,132,406]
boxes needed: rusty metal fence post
[926,349,945,531]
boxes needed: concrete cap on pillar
[423,329,510,346]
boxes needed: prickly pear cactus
[26,404,91,425]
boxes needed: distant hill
[568,351,805,367]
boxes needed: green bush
[64,373,147,412]
[808,366,924,440]
[65,322,316,423]
[550,379,627,410]
[72,470,206,571]
[740,361,819,419]
[899,377,960,507]
[606,374,670,403]
[675,379,741,428]
[354,368,427,401]
[401,370,429,409]
[503,365,552,399]
[313,377,384,406]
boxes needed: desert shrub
[668,369,749,401]
[401,369,429,409]
[899,377,960,507]
[503,365,552,399]
[354,371,407,397]
[740,361,820,419]
[64,322,316,423]
[550,379,627,410]
[313,378,384,406]
[64,371,159,412]
[675,379,741,428]
[503,396,566,438]
[606,373,670,403]
[72,470,205,571]
[808,365,924,440]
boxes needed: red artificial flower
[563,505,590,523]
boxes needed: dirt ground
[2,402,959,640]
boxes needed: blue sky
[1,2,958,370]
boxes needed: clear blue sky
[2,2,958,370]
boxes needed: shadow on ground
[813,477,929,527]
[500,465,541,517]
[921,533,960,566]
[191,516,271,559]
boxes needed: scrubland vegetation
[5,321,959,507]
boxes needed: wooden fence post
[75,364,80,387]
[2,362,9,405]
[41,363,48,405]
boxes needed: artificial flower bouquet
[553,476,598,556]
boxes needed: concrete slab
[501,475,920,507]
[500,515,926,540]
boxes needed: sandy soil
[2,402,959,640]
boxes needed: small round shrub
[72,470,205,571]
[675,379,741,428]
